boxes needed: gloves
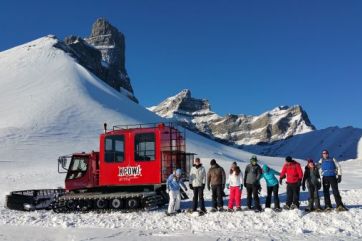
[226,183,230,189]
[202,184,206,190]
[189,184,194,190]
[302,185,306,191]
[337,175,342,183]
[279,179,283,185]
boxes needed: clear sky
[1,0,361,129]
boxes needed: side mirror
[58,156,69,173]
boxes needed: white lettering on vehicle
[118,165,142,177]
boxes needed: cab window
[66,157,88,180]
[105,135,125,163]
[135,133,155,161]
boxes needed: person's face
[322,151,329,158]
[308,162,314,168]
[195,159,200,165]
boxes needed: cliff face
[55,18,138,102]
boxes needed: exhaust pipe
[104,123,107,134]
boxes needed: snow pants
[322,176,343,207]
[307,184,321,209]
[265,184,280,209]
[211,184,224,208]
[286,182,300,207]
[228,186,242,209]
[192,186,206,211]
[168,190,181,214]
[246,184,261,209]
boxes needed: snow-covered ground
[0,36,361,240]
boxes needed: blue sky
[1,0,361,129]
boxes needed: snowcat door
[65,155,91,190]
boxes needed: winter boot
[227,208,234,212]
[218,207,225,212]
[236,207,242,211]
[210,207,217,212]
[283,205,290,210]
[336,205,348,212]
[324,206,333,212]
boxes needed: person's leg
[217,185,224,208]
[273,184,280,209]
[198,187,206,211]
[252,184,261,209]
[286,184,293,207]
[211,185,217,209]
[265,186,272,208]
[228,186,235,209]
[329,177,343,207]
[175,190,181,211]
[323,177,332,208]
[314,185,321,209]
[235,187,241,208]
[246,184,252,208]
[308,185,315,210]
[292,183,299,207]
[168,190,177,214]
[192,187,199,211]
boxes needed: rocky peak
[56,18,137,103]
[149,90,316,145]
[149,89,212,118]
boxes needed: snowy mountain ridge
[149,89,315,145]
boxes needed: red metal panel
[99,128,161,186]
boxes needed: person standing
[189,158,207,213]
[166,169,187,215]
[226,163,243,211]
[318,150,347,211]
[279,156,303,210]
[260,164,281,210]
[302,159,322,212]
[207,159,226,212]
[244,155,262,212]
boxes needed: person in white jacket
[189,158,207,213]
[226,163,243,211]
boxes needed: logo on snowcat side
[118,165,142,177]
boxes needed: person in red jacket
[279,156,303,210]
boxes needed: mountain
[56,18,138,102]
[0,36,255,165]
[149,89,315,145]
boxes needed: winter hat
[210,159,217,166]
[285,156,293,162]
[250,155,258,163]
[262,164,269,172]
[307,159,315,166]
[175,169,182,176]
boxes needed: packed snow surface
[0,36,361,240]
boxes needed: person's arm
[189,167,194,183]
[297,164,303,181]
[207,169,211,188]
[202,167,206,184]
[271,168,280,176]
[302,167,308,187]
[333,158,342,176]
[279,164,286,179]
[244,166,249,184]
[221,168,226,185]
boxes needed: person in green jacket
[260,164,281,210]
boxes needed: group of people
[165,149,347,215]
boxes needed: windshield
[66,156,88,180]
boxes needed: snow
[0,36,361,240]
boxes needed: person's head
[175,169,182,177]
[194,158,201,165]
[307,159,315,168]
[210,159,217,166]
[322,150,329,159]
[285,156,293,163]
[262,164,269,173]
[250,155,258,165]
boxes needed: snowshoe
[218,207,225,212]
[304,207,314,213]
[165,211,177,216]
[198,210,206,216]
[254,206,263,213]
[227,208,234,212]
[336,205,348,212]
[290,204,298,210]
[235,207,242,212]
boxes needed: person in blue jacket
[166,169,187,215]
[260,164,281,210]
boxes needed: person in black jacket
[302,159,322,212]
[244,155,262,212]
